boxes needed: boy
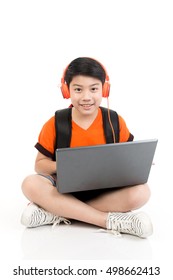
[21,57,152,238]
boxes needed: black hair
[64,57,106,87]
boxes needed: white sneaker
[21,203,71,228]
[106,211,153,238]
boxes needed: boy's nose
[82,90,92,100]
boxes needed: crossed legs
[21,174,151,229]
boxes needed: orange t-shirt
[35,108,133,159]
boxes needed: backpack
[55,106,119,149]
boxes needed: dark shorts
[38,173,113,202]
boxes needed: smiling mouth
[80,104,94,107]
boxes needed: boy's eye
[91,87,98,92]
[74,88,82,93]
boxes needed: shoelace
[30,208,71,228]
[98,228,122,237]
[112,220,134,234]
[107,213,143,237]
[52,217,71,229]
[30,208,53,226]
[98,219,137,237]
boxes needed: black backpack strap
[55,108,72,149]
[55,106,120,149]
[100,106,120,143]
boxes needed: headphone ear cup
[61,83,70,99]
[102,81,110,98]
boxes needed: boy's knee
[127,184,151,210]
[21,174,58,203]
[21,175,36,197]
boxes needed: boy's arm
[34,151,56,175]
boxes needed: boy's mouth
[80,104,94,108]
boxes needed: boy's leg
[21,174,153,238]
[21,174,107,228]
[86,184,151,212]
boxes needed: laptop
[56,139,158,193]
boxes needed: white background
[0,0,173,278]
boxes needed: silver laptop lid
[56,139,158,193]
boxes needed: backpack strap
[55,107,120,150]
[100,106,120,143]
[55,108,72,149]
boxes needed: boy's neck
[72,107,99,130]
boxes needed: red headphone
[60,59,110,99]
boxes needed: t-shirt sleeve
[118,115,134,142]
[35,116,56,159]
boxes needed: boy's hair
[64,57,106,87]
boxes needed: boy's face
[69,75,103,116]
